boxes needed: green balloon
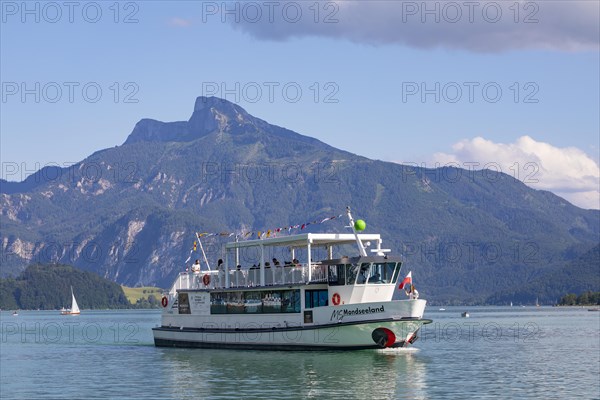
[354,219,366,231]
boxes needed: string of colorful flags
[196,214,343,240]
[184,213,345,266]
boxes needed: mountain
[1,96,599,303]
[0,166,66,194]
[485,244,600,305]
[0,263,130,310]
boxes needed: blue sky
[1,1,599,208]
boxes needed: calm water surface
[1,307,599,399]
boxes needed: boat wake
[376,347,420,354]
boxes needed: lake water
[1,307,599,399]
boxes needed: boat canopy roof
[225,233,382,250]
[319,255,403,265]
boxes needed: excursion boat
[152,208,432,350]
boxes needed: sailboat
[60,286,81,315]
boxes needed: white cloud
[432,136,600,209]
[229,1,599,52]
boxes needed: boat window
[328,264,346,286]
[367,262,397,284]
[282,290,301,313]
[384,262,396,283]
[345,264,358,285]
[391,262,401,283]
[356,263,371,284]
[244,291,262,314]
[210,290,301,314]
[305,289,329,308]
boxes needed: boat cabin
[166,233,404,312]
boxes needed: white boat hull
[153,318,431,350]
[155,296,430,350]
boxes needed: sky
[1,0,599,209]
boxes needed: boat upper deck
[167,233,398,296]
[225,233,383,250]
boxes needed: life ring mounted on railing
[332,293,341,306]
[161,296,168,308]
[202,274,211,286]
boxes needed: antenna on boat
[195,232,211,271]
[346,206,368,257]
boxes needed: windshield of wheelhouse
[361,262,401,284]
[328,264,359,286]
[330,262,400,285]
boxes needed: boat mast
[346,206,368,257]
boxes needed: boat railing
[168,263,328,294]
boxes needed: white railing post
[307,241,312,282]
[225,252,229,289]
[260,244,265,286]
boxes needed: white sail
[70,287,80,314]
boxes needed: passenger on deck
[272,258,281,266]
[236,265,242,271]
[357,270,367,284]
[217,259,224,269]
[265,262,271,268]
[191,259,201,273]
[292,258,300,266]
[250,264,258,269]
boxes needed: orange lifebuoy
[202,274,211,286]
[332,293,341,305]
[161,296,168,308]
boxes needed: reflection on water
[160,348,428,399]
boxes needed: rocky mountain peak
[124,96,264,145]
[123,96,321,148]
[192,96,249,117]
[188,96,259,135]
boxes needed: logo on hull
[330,305,385,321]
